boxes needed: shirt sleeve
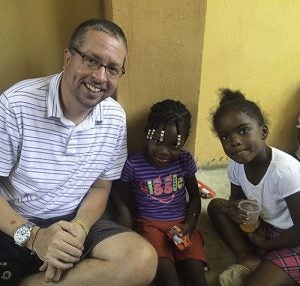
[227,159,241,186]
[273,164,300,198]
[100,117,128,181]
[184,151,197,178]
[0,94,21,176]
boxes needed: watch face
[14,225,31,246]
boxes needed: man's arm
[35,179,113,283]
[72,179,112,231]
[0,194,30,237]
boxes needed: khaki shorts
[0,215,130,284]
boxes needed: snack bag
[197,180,216,199]
[167,224,192,251]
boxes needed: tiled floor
[196,167,235,286]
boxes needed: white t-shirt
[228,147,300,229]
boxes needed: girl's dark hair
[146,99,192,141]
[212,88,266,131]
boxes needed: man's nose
[91,66,107,81]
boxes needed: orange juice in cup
[238,200,261,233]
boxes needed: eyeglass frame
[72,47,125,78]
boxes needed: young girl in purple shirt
[112,99,207,286]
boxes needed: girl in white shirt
[208,89,300,286]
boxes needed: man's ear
[63,49,72,71]
[261,125,269,140]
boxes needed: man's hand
[39,262,64,283]
[33,220,86,282]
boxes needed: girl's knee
[207,198,227,216]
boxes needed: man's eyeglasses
[72,47,125,78]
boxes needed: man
[0,18,157,286]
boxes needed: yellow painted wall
[2,1,299,169]
[0,0,205,159]
[0,0,101,92]
[110,0,206,156]
[196,0,300,167]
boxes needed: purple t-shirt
[120,149,197,220]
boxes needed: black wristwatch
[13,222,36,247]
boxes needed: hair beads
[146,99,192,145]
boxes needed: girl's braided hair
[146,99,192,145]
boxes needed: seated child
[112,99,208,286]
[207,89,300,286]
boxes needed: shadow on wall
[200,156,229,169]
[127,111,148,155]
[269,85,300,153]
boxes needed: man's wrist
[13,221,36,247]
[72,218,89,237]
[25,225,40,251]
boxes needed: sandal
[219,264,252,286]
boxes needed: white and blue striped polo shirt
[0,73,127,219]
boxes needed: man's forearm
[74,180,112,231]
[0,195,28,237]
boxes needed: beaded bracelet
[187,212,198,219]
[72,218,89,237]
[31,227,41,252]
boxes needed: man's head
[61,19,127,116]
[67,18,128,65]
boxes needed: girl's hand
[182,215,197,235]
[247,228,268,249]
[227,199,249,224]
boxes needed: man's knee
[110,232,158,285]
[130,235,158,282]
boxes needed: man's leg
[20,231,157,286]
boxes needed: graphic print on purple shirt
[139,174,184,204]
[121,150,197,221]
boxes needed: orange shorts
[136,218,207,264]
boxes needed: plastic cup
[238,200,261,233]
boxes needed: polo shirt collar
[46,72,102,124]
